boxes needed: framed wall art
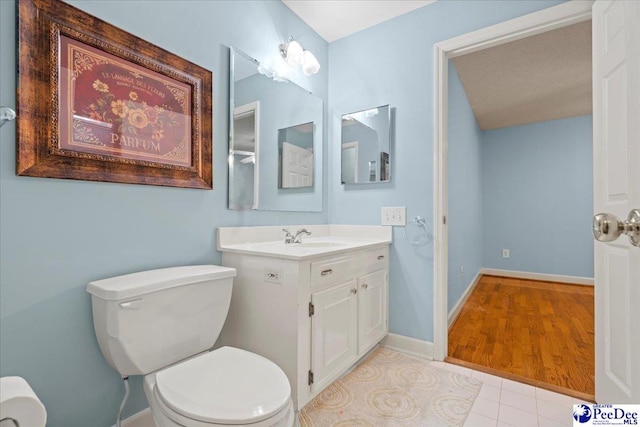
[17,0,213,189]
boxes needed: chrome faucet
[293,228,311,243]
[282,228,312,244]
[282,228,295,244]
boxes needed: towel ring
[405,216,429,245]
[0,107,16,128]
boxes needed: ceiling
[453,20,592,130]
[281,1,591,130]
[282,0,435,42]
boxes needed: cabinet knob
[377,255,385,260]
[321,269,333,276]
[351,288,358,294]
[362,283,368,290]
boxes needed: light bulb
[302,50,320,76]
[284,40,304,67]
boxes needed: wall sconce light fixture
[279,38,320,76]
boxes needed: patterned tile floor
[431,361,590,427]
[127,358,587,427]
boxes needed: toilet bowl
[143,347,294,427]
[87,265,295,427]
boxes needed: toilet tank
[87,265,236,376]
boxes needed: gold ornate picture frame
[17,0,213,189]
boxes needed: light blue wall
[482,116,594,277]
[0,1,328,426]
[448,63,483,312]
[327,0,565,342]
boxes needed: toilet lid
[155,347,291,425]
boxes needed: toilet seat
[152,387,294,427]
[154,347,291,425]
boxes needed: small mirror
[278,122,314,188]
[341,105,391,184]
[229,47,323,211]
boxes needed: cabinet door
[311,280,358,392]
[358,270,388,355]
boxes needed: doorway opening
[433,1,595,400]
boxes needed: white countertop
[217,225,392,260]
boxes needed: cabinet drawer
[360,247,388,270]
[311,256,351,285]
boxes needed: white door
[311,280,358,393]
[357,270,388,355]
[282,142,313,188]
[593,0,640,404]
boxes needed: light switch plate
[381,207,406,226]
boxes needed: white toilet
[87,265,294,427]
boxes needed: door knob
[593,209,640,247]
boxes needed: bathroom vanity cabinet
[217,225,391,411]
[308,250,388,394]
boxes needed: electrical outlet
[381,207,406,226]
[264,268,283,284]
[460,266,464,277]
[502,249,510,258]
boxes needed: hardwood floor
[448,275,595,399]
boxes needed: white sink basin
[252,240,348,251]
[296,241,347,248]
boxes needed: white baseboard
[112,408,154,427]
[481,268,594,286]
[381,333,434,360]
[448,270,483,328]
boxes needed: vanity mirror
[341,105,391,184]
[229,47,323,211]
